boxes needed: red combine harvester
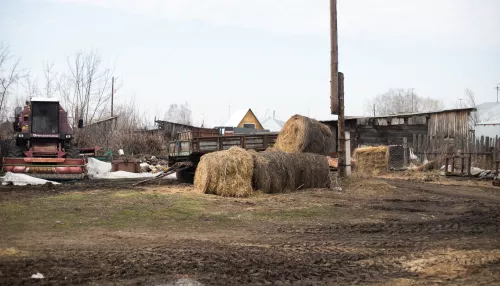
[2,98,86,180]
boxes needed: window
[243,123,256,129]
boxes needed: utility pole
[373,104,376,117]
[111,76,114,117]
[330,0,346,177]
[330,0,339,115]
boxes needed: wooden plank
[418,134,422,155]
[413,134,417,151]
[403,137,408,166]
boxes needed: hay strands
[132,161,193,186]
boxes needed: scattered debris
[31,273,44,279]
[494,178,500,187]
[165,278,204,286]
[87,158,112,177]
[93,171,157,180]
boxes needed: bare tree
[460,89,493,130]
[0,42,21,121]
[43,61,58,98]
[365,89,443,116]
[60,49,116,126]
[164,102,192,125]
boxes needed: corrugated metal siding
[428,110,470,138]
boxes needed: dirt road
[0,177,499,285]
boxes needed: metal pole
[330,0,339,115]
[111,76,114,117]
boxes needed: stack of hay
[250,149,331,193]
[194,147,254,197]
[353,146,389,174]
[194,115,333,197]
[274,114,333,155]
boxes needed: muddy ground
[0,175,499,285]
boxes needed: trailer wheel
[7,141,24,158]
[65,143,80,158]
[176,168,195,184]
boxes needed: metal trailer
[165,129,278,183]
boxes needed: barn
[321,108,475,153]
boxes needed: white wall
[475,124,500,138]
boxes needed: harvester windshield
[31,101,59,134]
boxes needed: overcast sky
[1,0,499,126]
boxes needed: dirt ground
[0,174,499,285]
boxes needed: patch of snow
[86,158,112,177]
[1,172,60,186]
[93,171,157,180]
[31,272,44,279]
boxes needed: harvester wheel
[176,168,195,184]
[65,143,80,158]
[7,141,24,158]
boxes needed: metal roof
[260,117,286,132]
[224,108,252,127]
[31,97,59,102]
[321,107,475,123]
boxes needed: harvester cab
[3,97,86,180]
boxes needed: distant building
[224,108,264,130]
[260,117,286,132]
[475,102,500,138]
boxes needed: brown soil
[0,175,499,285]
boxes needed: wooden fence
[409,134,499,172]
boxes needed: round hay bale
[194,147,254,197]
[275,115,333,155]
[353,146,389,175]
[251,149,330,193]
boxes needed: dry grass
[194,147,254,197]
[354,146,389,175]
[275,115,333,155]
[250,149,331,193]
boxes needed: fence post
[345,132,351,176]
[468,154,472,177]
[418,134,423,161]
[403,137,408,166]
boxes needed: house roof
[476,102,500,124]
[224,108,252,127]
[320,107,476,124]
[260,117,286,132]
